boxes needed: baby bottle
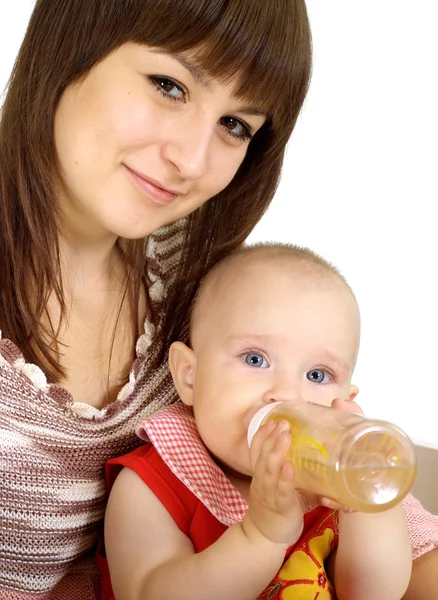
[247,402,417,513]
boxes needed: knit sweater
[0,220,185,599]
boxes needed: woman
[1,1,437,599]
[0,0,312,597]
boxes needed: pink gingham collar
[136,403,248,526]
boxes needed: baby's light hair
[190,242,356,336]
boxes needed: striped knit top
[0,220,185,599]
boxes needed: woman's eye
[244,353,268,368]
[220,116,253,143]
[148,76,186,102]
[306,369,331,384]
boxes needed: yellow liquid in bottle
[266,412,416,512]
[331,465,417,512]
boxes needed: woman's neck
[56,187,125,288]
[58,232,124,295]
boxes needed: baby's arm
[105,467,286,600]
[329,506,412,600]
[105,420,303,600]
[326,398,412,599]
[401,492,438,599]
[402,548,438,599]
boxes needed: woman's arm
[330,505,412,600]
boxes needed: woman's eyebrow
[153,50,267,118]
[236,105,267,119]
[161,51,213,89]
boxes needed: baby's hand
[331,397,363,415]
[244,420,305,547]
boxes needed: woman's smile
[124,165,182,206]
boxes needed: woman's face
[54,43,266,241]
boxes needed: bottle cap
[247,402,283,446]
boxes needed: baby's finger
[319,496,356,513]
[249,419,276,469]
[277,463,305,536]
[262,428,291,481]
[331,397,363,416]
[253,423,290,488]
[275,460,296,501]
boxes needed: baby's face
[184,262,360,478]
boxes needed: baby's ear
[349,385,359,401]
[168,342,196,406]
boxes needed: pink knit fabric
[402,494,438,560]
[139,403,438,559]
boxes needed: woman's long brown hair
[0,0,312,381]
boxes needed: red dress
[99,404,339,600]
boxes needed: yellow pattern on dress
[258,510,338,600]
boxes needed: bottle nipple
[247,402,284,446]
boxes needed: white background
[2,1,437,446]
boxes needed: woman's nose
[161,116,212,180]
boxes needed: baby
[102,243,412,600]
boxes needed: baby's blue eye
[244,353,268,368]
[307,369,330,384]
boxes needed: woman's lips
[125,166,179,205]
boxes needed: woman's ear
[168,341,196,406]
[349,385,359,401]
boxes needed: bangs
[131,0,311,125]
